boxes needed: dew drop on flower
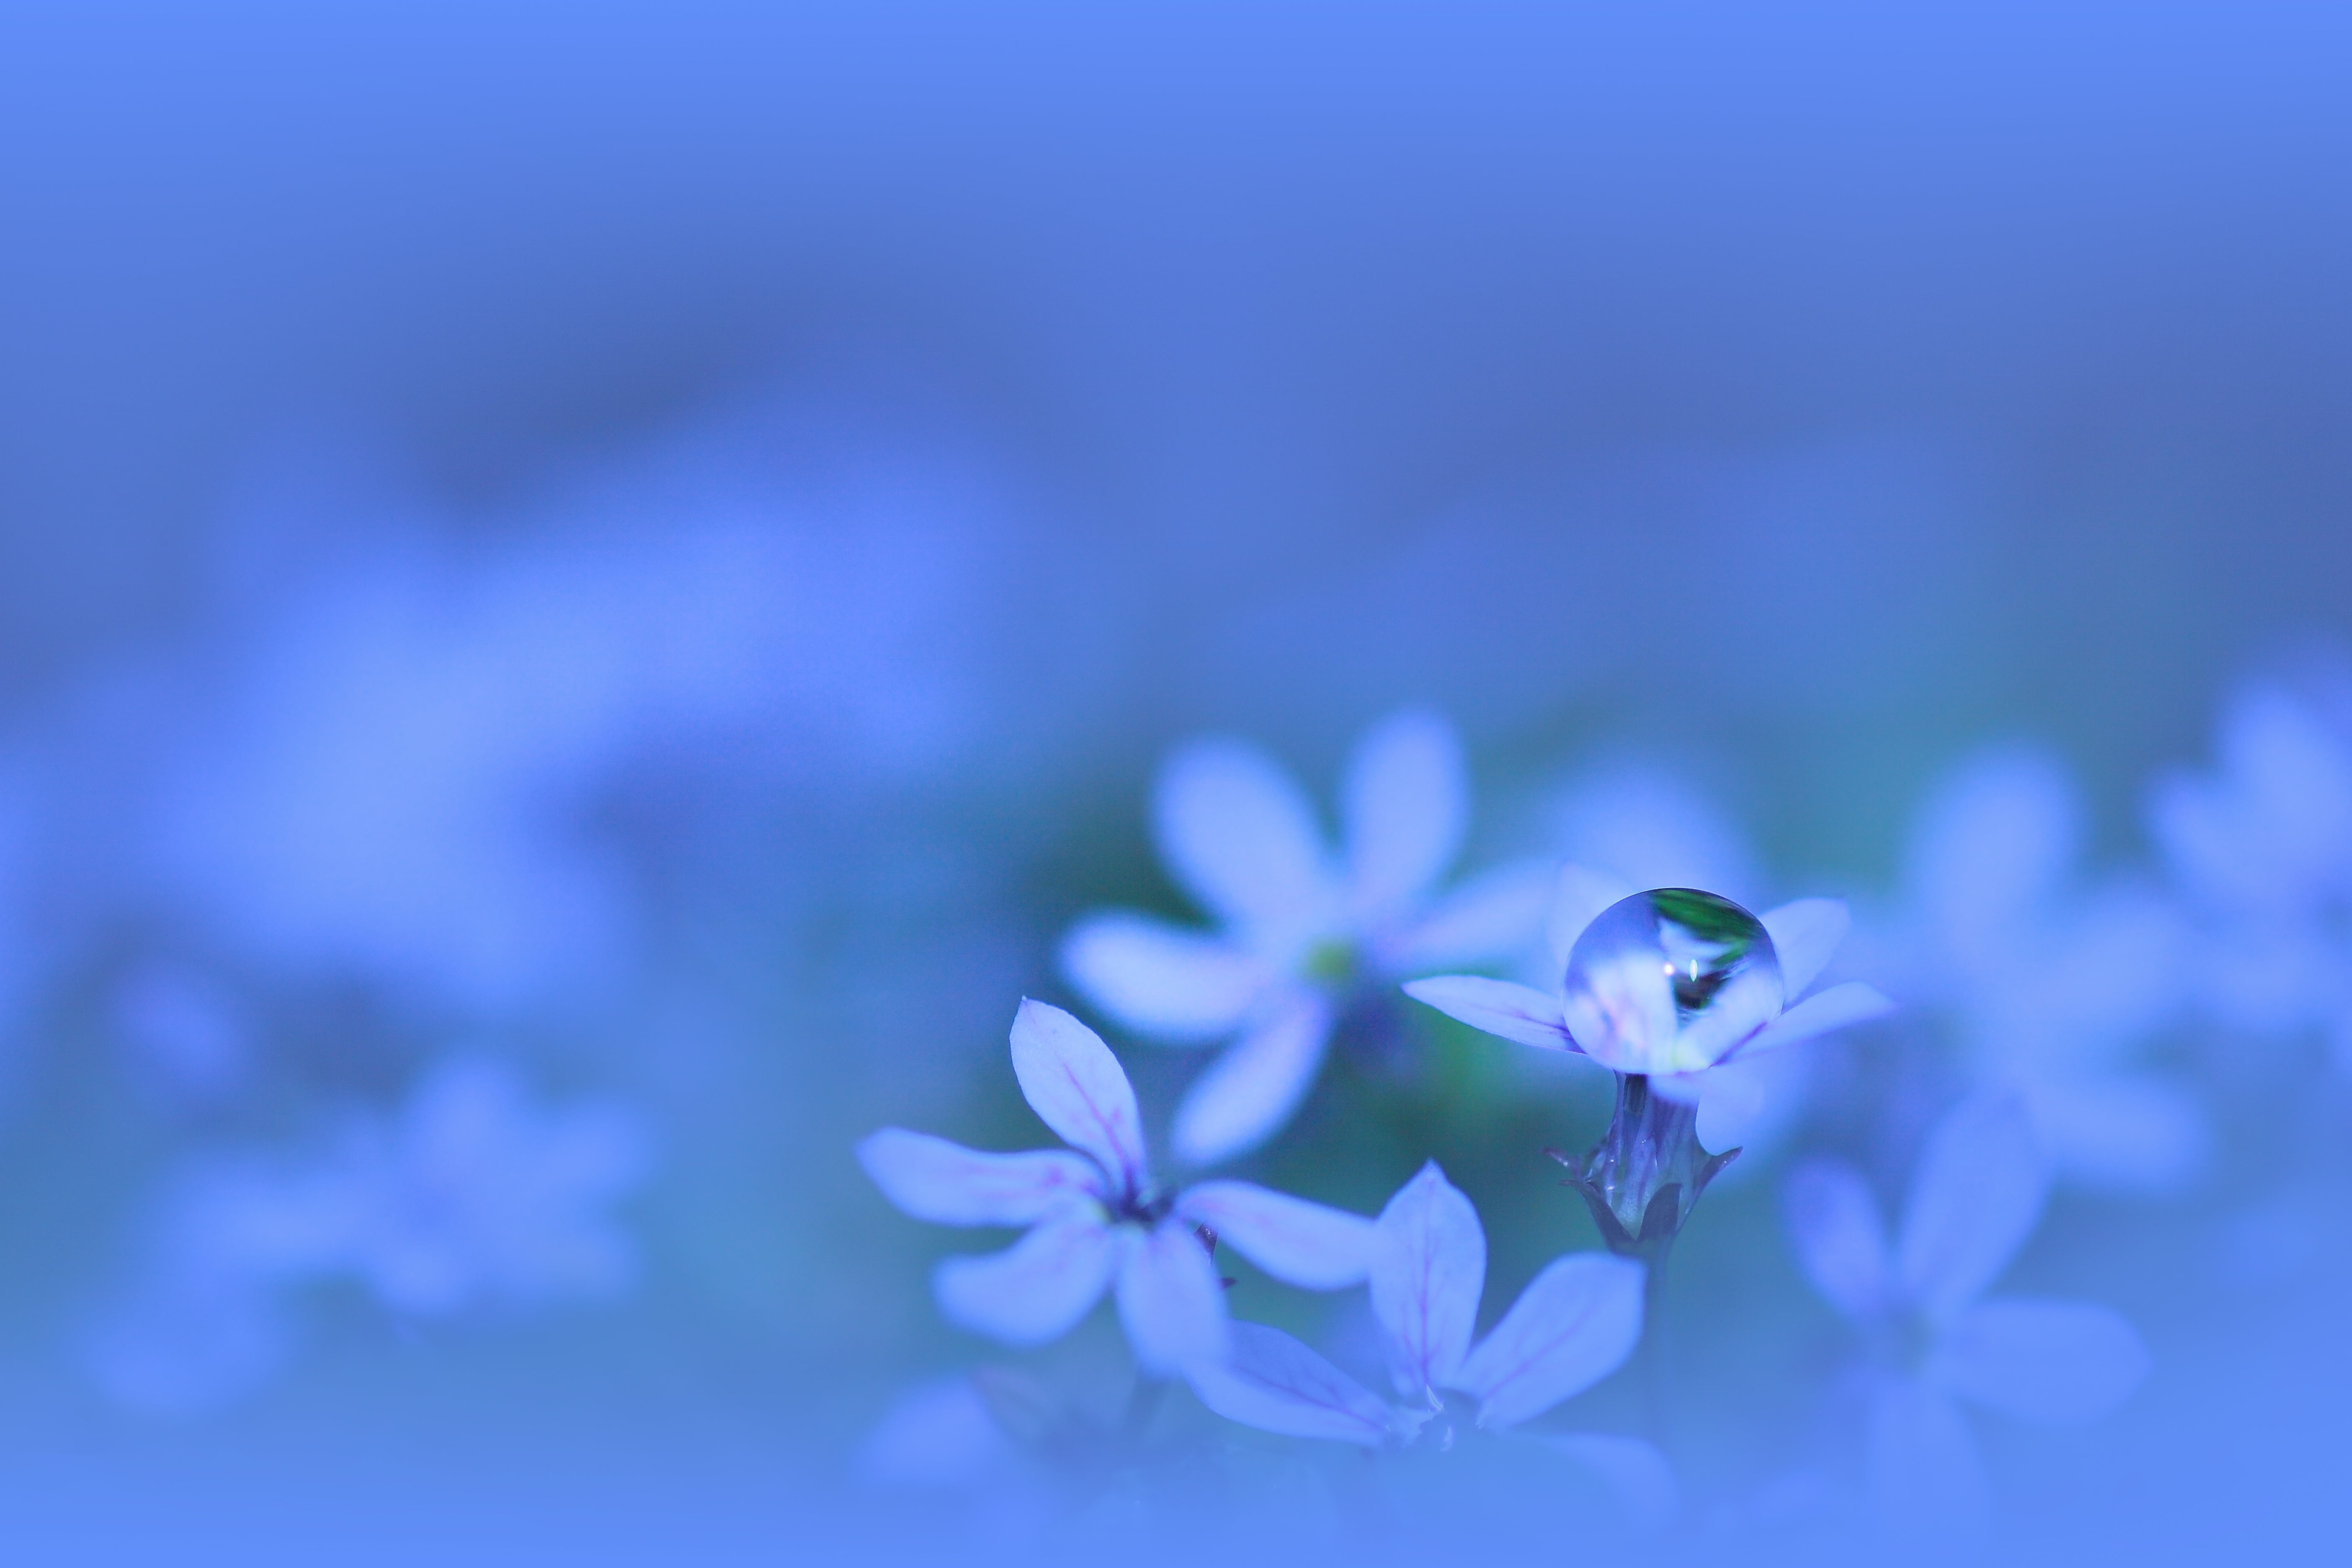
[1560,889,1785,1075]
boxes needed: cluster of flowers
[858,704,2300,1534]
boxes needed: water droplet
[1560,889,1784,1075]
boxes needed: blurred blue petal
[1341,708,1467,927]
[1896,1096,2048,1323]
[1931,1298,2150,1424]
[1153,738,1336,947]
[1059,913,1271,1043]
[1168,990,1332,1167]
[1390,858,1553,972]
[1744,981,1896,1055]
[1782,1157,1892,1325]
[1546,863,1641,975]
[1760,897,1850,999]
[1907,747,2081,966]
[1865,1375,1988,1527]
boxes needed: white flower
[1188,1162,1671,1527]
[1783,1096,2150,1523]
[859,1001,1378,1376]
[2150,682,2352,1067]
[1866,745,2203,1192]
[1060,711,1550,1166]
[1405,867,1893,1150]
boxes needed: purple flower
[1866,746,2202,1192]
[1060,711,1551,1166]
[1783,1096,2151,1522]
[2151,682,2352,1068]
[83,1057,650,1411]
[859,1000,1378,1376]
[1405,866,1893,1148]
[1188,1162,1661,1520]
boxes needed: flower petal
[1865,1374,1988,1526]
[1008,1000,1148,1196]
[1760,897,1849,998]
[1187,1321,1393,1446]
[1546,863,1639,975]
[1913,746,2082,943]
[1399,975,1572,1052]
[1116,1219,1230,1376]
[2024,1073,2209,1195]
[1168,990,1333,1167]
[856,1129,1103,1228]
[1781,1157,1891,1323]
[1896,1094,2048,1321]
[1343,709,1468,924]
[933,1213,1118,1346]
[1387,859,1553,972]
[1154,737,1336,938]
[855,1375,1011,1488]
[1058,913,1271,1042]
[1527,1432,1679,1532]
[1452,1252,1646,1430]
[1176,1181,1375,1289]
[1368,1161,1485,1398]
[1740,981,1895,1056]
[1929,1297,2149,1424]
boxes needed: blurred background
[2,3,2349,1562]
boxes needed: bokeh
[3,4,2349,1563]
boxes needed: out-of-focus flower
[1867,745,2202,1192]
[2150,683,2352,1069]
[859,1000,1377,1376]
[1406,870,1892,1152]
[1189,1162,1664,1522]
[1782,1096,2150,1523]
[1061,711,1550,1166]
[85,1057,649,1411]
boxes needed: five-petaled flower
[1188,1162,1648,1457]
[1061,710,1552,1166]
[1782,1095,2151,1522]
[2150,681,2352,1071]
[1404,865,1894,1148]
[859,1000,1377,1377]
[1865,745,2203,1193]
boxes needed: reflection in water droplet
[1560,889,1784,1075]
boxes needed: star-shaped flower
[2149,681,2352,1069]
[859,1000,1377,1376]
[1403,866,1894,1148]
[1188,1161,1646,1444]
[1782,1096,2150,1522]
[1060,710,1551,1166]
[1186,1162,1669,1523]
[1864,745,2202,1192]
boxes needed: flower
[858,1000,1377,1376]
[1782,1096,2151,1522]
[1865,745,2203,1192]
[1060,710,1551,1166]
[1403,867,1893,1150]
[83,1057,650,1411]
[1187,1163,1667,1522]
[2149,681,2352,1068]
